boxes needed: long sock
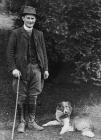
[28,96,37,121]
[18,104,25,123]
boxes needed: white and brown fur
[42,101,74,135]
[42,101,95,137]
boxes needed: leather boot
[28,96,44,131]
[17,104,26,133]
[28,115,44,130]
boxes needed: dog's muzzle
[63,108,71,115]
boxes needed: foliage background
[0,1,101,139]
[5,0,101,85]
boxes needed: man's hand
[44,71,49,79]
[12,69,21,78]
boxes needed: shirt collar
[23,24,33,32]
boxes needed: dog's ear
[68,101,72,112]
[56,102,63,111]
[69,106,72,114]
[67,101,71,106]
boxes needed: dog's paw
[68,126,74,132]
[82,131,95,138]
[60,127,67,135]
[42,124,47,127]
[60,130,65,135]
[60,126,74,135]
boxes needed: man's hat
[22,6,36,16]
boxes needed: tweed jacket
[7,26,48,79]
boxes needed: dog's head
[56,101,72,116]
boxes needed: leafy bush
[7,0,101,85]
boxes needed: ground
[0,13,101,140]
[0,81,101,140]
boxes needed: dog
[42,101,74,135]
[42,101,95,138]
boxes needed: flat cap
[23,6,36,15]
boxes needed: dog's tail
[82,130,95,138]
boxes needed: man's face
[22,14,36,28]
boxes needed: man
[7,6,49,133]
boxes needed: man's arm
[40,32,48,71]
[41,32,49,79]
[7,31,21,78]
[7,31,17,72]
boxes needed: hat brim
[22,13,37,16]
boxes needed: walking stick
[11,76,20,140]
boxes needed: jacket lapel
[21,26,30,39]
[33,28,39,47]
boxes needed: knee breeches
[12,64,42,105]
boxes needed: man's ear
[22,16,25,21]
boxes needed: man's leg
[17,103,26,133]
[12,78,27,133]
[28,95,44,130]
[28,65,44,130]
